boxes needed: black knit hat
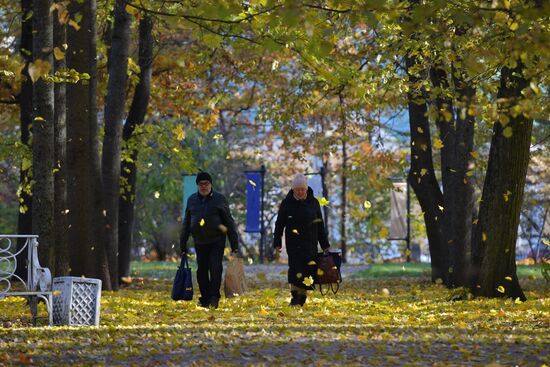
[196,171,212,184]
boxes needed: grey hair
[291,174,308,189]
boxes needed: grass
[353,262,544,279]
[130,260,545,280]
[0,261,547,366]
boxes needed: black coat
[180,190,239,252]
[273,187,330,288]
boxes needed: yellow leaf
[154,191,160,199]
[200,218,205,227]
[307,260,316,265]
[416,127,424,133]
[292,229,299,235]
[496,286,505,293]
[466,170,474,177]
[420,144,428,151]
[514,297,523,304]
[438,205,444,212]
[302,276,314,287]
[482,232,487,241]
[28,59,52,83]
[379,227,389,238]
[259,308,269,316]
[21,158,32,171]
[504,276,512,281]
[296,272,302,279]
[405,249,411,256]
[121,277,132,284]
[172,125,185,141]
[442,110,452,122]
[316,197,329,206]
[503,190,511,202]
[53,290,61,296]
[125,4,139,16]
[420,168,428,176]
[509,21,519,31]
[469,151,479,159]
[248,180,256,187]
[68,19,80,31]
[502,126,513,138]
[53,47,65,61]
[363,200,371,209]
[542,238,550,247]
[433,139,444,149]
[317,268,324,276]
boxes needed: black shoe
[289,291,300,306]
[298,294,307,306]
[198,297,209,308]
[208,296,219,309]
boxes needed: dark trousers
[195,239,225,302]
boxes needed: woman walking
[273,174,330,306]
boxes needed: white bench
[0,234,53,325]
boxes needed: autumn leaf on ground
[172,125,185,141]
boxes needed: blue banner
[182,175,197,218]
[245,172,262,233]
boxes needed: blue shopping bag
[171,255,193,301]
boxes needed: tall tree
[31,0,55,268]
[15,0,33,280]
[119,15,154,279]
[53,1,69,276]
[102,0,132,290]
[471,64,531,301]
[66,0,109,286]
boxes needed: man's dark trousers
[195,239,225,306]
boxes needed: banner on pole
[390,182,407,239]
[182,175,197,218]
[245,172,262,233]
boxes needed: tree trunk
[15,0,33,281]
[66,0,110,288]
[448,67,475,287]
[32,0,55,269]
[102,0,132,290]
[429,62,476,288]
[53,6,69,276]
[471,65,530,301]
[118,15,154,279]
[405,54,446,282]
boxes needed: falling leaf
[417,127,424,133]
[438,205,444,212]
[470,151,479,159]
[199,218,205,226]
[292,229,299,235]
[363,200,372,209]
[28,59,52,83]
[317,268,324,276]
[53,47,65,60]
[302,276,314,287]
[433,139,444,149]
[154,191,160,199]
[503,190,512,202]
[420,168,428,177]
[247,258,253,265]
[307,260,316,265]
[213,134,223,140]
[504,276,512,281]
[68,19,80,31]
[509,21,519,31]
[316,197,330,206]
[382,288,390,295]
[420,144,428,151]
[542,238,550,247]
[53,290,61,296]
[497,286,505,293]
[248,180,257,187]
[296,272,302,279]
[514,297,523,304]
[482,232,487,241]
[121,277,132,284]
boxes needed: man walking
[180,172,239,308]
